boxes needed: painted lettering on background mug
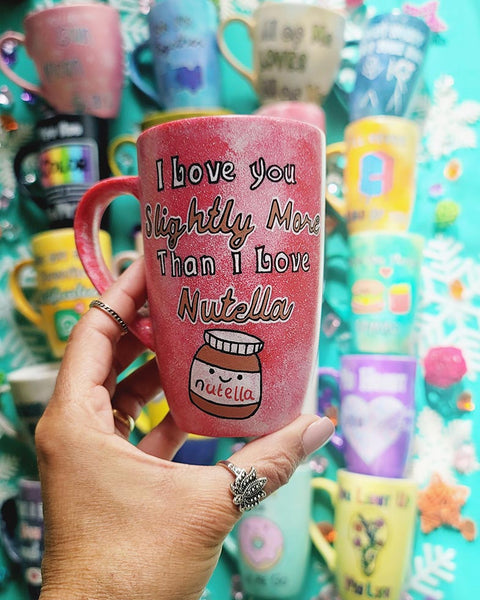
[223,462,312,598]
[310,470,417,600]
[108,108,232,176]
[9,229,112,358]
[0,2,124,118]
[349,12,430,121]
[318,354,417,478]
[129,0,222,109]
[217,2,345,105]
[326,116,419,230]
[74,115,325,437]
[14,113,110,229]
[349,231,424,354]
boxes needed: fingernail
[302,417,335,456]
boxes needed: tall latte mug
[74,115,326,437]
[310,470,418,600]
[9,229,112,358]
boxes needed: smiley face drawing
[189,329,264,419]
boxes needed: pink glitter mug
[0,2,124,118]
[74,115,325,437]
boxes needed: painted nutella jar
[189,329,264,420]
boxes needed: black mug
[14,113,110,229]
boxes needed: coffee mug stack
[1,3,120,362]
[312,9,432,600]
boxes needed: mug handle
[217,16,256,88]
[13,139,46,209]
[325,142,347,218]
[129,40,161,106]
[74,177,154,350]
[108,135,137,177]
[317,367,344,451]
[0,32,42,98]
[309,477,338,572]
[9,260,44,331]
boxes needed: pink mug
[74,115,325,437]
[0,2,124,118]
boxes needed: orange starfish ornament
[417,473,476,540]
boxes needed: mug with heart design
[349,231,424,354]
[318,354,417,478]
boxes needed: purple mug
[318,354,417,478]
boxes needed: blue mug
[129,0,222,109]
[348,11,430,121]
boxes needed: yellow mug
[310,469,417,600]
[108,108,233,176]
[326,116,419,233]
[10,228,112,358]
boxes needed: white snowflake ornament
[408,543,456,600]
[423,75,480,160]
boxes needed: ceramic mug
[6,363,60,440]
[0,2,124,118]
[10,228,112,358]
[14,113,110,229]
[217,2,345,105]
[255,101,326,133]
[310,470,417,600]
[348,12,430,121]
[1,479,43,600]
[74,115,325,437]
[349,231,424,354]
[108,108,232,176]
[318,354,417,478]
[326,116,419,228]
[223,462,312,599]
[129,0,222,109]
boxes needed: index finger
[57,257,148,397]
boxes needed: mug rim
[345,114,420,133]
[335,467,418,487]
[256,1,346,22]
[137,114,326,146]
[25,1,117,22]
[341,353,418,364]
[7,362,61,383]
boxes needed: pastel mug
[255,101,326,133]
[310,470,417,600]
[129,0,222,109]
[108,108,232,177]
[1,479,43,600]
[217,2,345,105]
[10,228,112,358]
[326,116,419,229]
[0,2,124,118]
[223,462,313,599]
[14,113,110,229]
[7,363,60,440]
[74,115,326,437]
[318,354,417,478]
[348,12,430,121]
[349,231,424,354]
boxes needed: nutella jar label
[189,329,263,419]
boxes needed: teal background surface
[0,1,479,599]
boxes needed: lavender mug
[318,354,417,478]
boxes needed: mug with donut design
[224,462,313,598]
[74,115,326,437]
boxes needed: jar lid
[204,329,264,355]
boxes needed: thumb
[217,415,335,514]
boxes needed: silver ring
[217,460,267,512]
[89,300,128,335]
